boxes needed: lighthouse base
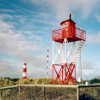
[52,63,76,85]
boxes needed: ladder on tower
[65,40,85,84]
[72,40,84,64]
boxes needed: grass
[0,79,14,87]
[0,78,77,88]
[0,78,53,87]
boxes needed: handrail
[0,85,19,90]
[0,84,78,90]
[52,27,86,41]
[0,84,100,90]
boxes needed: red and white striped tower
[22,63,27,79]
[47,43,49,78]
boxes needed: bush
[0,79,14,87]
[90,78,100,84]
[35,78,52,84]
[16,78,36,84]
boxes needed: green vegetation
[0,78,53,87]
[0,77,76,88]
[1,77,100,88]
[90,78,100,84]
[0,79,14,87]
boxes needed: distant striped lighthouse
[22,63,27,79]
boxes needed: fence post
[19,84,21,100]
[43,87,46,100]
[0,90,2,100]
[77,86,79,100]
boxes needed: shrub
[90,78,100,84]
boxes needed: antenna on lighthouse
[47,43,49,78]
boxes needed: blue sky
[0,0,100,80]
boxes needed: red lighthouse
[52,14,86,85]
[22,63,27,79]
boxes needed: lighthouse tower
[22,63,27,79]
[52,14,86,85]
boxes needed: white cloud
[28,0,100,21]
[0,31,42,55]
[82,69,100,79]
[77,61,100,79]
[17,53,46,69]
[0,16,43,55]
[49,0,100,20]
[0,14,46,78]
[0,61,21,78]
[95,14,100,23]
[15,53,47,78]
[0,14,13,20]
[0,9,15,13]
[87,31,100,45]
[0,19,14,32]
[0,52,47,78]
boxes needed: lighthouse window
[65,23,67,27]
[62,24,66,29]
